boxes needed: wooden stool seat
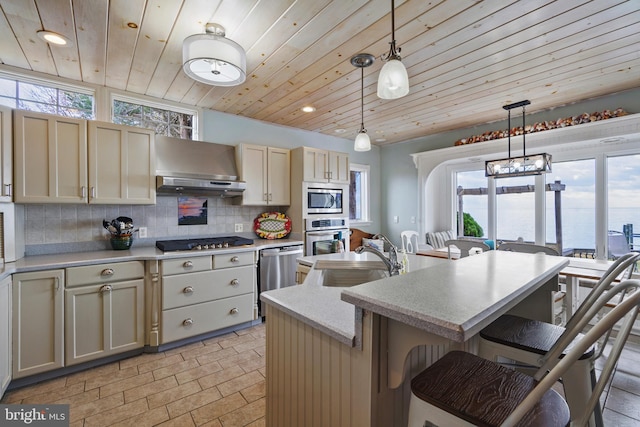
[410,351,570,427]
[479,314,595,360]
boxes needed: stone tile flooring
[2,322,640,426]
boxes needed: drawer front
[66,261,144,287]
[162,266,255,310]
[161,294,254,343]
[212,251,255,269]
[162,256,212,275]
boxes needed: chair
[408,279,640,427]
[608,230,639,260]
[444,239,490,259]
[498,242,565,323]
[477,252,640,426]
[400,230,419,254]
[498,242,559,255]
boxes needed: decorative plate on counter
[253,212,292,239]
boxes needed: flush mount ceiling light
[37,30,71,46]
[183,23,246,86]
[301,106,316,113]
[377,0,409,100]
[485,100,552,178]
[351,53,375,152]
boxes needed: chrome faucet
[355,233,402,276]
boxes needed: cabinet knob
[183,261,194,268]
[99,284,113,293]
[229,308,239,315]
[183,318,194,326]
[230,256,239,263]
[101,268,114,276]
[183,286,194,294]
[230,279,239,286]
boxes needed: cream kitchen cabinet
[236,144,290,205]
[0,106,12,202]
[295,263,311,284]
[12,269,65,379]
[293,146,349,184]
[65,261,145,366]
[0,276,11,398]
[13,110,155,204]
[159,252,256,344]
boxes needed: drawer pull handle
[99,285,112,293]
[230,279,239,286]
[183,261,194,268]
[183,286,194,294]
[230,256,239,263]
[183,318,194,326]
[229,308,239,315]
[101,268,114,276]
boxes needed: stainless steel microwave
[306,187,343,214]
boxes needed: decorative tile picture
[178,197,207,225]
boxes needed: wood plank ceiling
[0,0,638,146]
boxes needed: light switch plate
[138,227,147,238]
[235,223,243,232]
[393,216,399,223]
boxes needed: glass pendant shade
[377,59,409,99]
[183,29,246,86]
[354,130,371,152]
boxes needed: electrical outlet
[410,216,416,224]
[393,216,399,223]
[235,223,243,232]
[138,227,147,238]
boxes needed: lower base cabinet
[12,270,65,379]
[0,276,11,398]
[65,278,144,366]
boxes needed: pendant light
[485,100,552,178]
[377,0,409,99]
[351,53,375,152]
[183,23,246,86]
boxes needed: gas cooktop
[156,236,254,252]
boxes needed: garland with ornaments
[454,108,628,146]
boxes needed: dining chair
[497,242,566,324]
[477,252,640,426]
[408,279,640,427]
[444,239,490,259]
[400,230,419,254]
[607,230,639,259]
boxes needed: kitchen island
[260,251,569,427]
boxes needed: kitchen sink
[313,260,389,287]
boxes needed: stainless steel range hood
[155,136,246,197]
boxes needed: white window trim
[350,163,371,226]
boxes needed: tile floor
[2,322,640,426]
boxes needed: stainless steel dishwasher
[258,244,304,317]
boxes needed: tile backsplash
[23,196,286,255]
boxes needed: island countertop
[341,251,569,342]
[261,251,569,347]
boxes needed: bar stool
[408,280,640,427]
[477,252,640,426]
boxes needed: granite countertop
[0,237,303,280]
[260,252,447,346]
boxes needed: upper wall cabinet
[236,144,290,206]
[13,111,155,204]
[293,147,349,184]
[0,107,12,202]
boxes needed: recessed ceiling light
[334,128,346,134]
[301,106,316,113]
[37,30,71,46]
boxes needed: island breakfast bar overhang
[340,250,569,389]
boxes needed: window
[112,97,195,139]
[349,163,370,224]
[607,154,640,256]
[456,170,487,238]
[496,175,536,242]
[0,76,94,118]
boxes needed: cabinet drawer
[212,251,255,269]
[162,266,255,310]
[161,294,253,343]
[162,256,212,275]
[66,261,144,287]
